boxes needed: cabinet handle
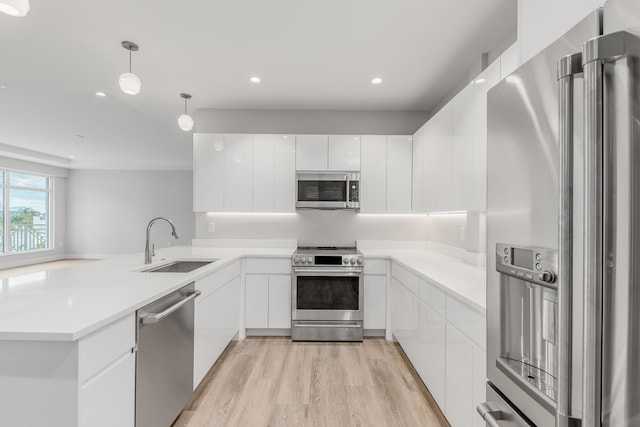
[477,402,502,427]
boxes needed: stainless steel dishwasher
[136,282,200,427]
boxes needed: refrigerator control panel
[496,243,558,288]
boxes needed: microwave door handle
[556,52,582,427]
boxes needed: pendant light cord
[184,98,188,114]
[129,51,132,73]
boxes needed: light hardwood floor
[174,337,449,427]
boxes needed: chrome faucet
[145,217,180,264]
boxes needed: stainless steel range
[291,246,364,341]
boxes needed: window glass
[9,172,48,190]
[9,188,49,252]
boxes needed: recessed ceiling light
[283,135,288,139]
[250,76,261,84]
[95,91,106,97]
[371,77,383,85]
[0,84,6,89]
[474,78,486,84]
[0,0,30,17]
[68,155,75,159]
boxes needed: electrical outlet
[208,222,215,233]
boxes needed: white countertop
[0,246,294,342]
[0,244,485,342]
[359,248,486,312]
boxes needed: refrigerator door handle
[581,34,610,427]
[556,52,583,427]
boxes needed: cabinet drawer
[392,263,418,294]
[78,314,135,383]
[364,258,387,275]
[446,296,486,350]
[196,262,239,299]
[418,278,446,317]
[245,257,291,274]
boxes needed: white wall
[66,170,194,257]
[518,0,605,64]
[196,109,430,135]
[0,157,68,269]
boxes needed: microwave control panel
[496,243,558,288]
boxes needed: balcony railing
[7,224,48,252]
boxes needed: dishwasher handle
[139,290,201,324]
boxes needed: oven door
[292,268,363,321]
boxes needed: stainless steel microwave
[295,172,360,210]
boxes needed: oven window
[298,180,347,202]
[296,276,359,310]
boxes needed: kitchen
[0,0,637,426]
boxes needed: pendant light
[178,93,194,131]
[0,0,30,17]
[118,41,141,95]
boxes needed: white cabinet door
[328,135,361,171]
[500,42,520,79]
[360,135,387,213]
[415,299,446,411]
[470,60,501,211]
[424,102,453,211]
[245,275,269,328]
[252,135,275,212]
[79,351,135,427]
[268,275,292,328]
[445,323,474,427]
[386,136,413,213]
[194,277,239,388]
[364,275,386,329]
[193,133,224,212]
[452,83,475,211]
[392,278,417,360]
[223,134,253,212]
[412,128,426,213]
[274,135,296,212]
[296,135,328,170]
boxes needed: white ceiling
[0,0,516,170]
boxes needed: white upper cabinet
[425,101,454,212]
[296,135,328,170]
[194,133,296,213]
[452,83,475,212]
[328,135,361,171]
[252,135,275,212]
[360,135,412,213]
[273,135,296,213]
[386,136,413,213]
[412,129,426,213]
[470,61,501,211]
[360,135,387,213]
[193,133,224,212]
[223,134,253,212]
[296,135,360,171]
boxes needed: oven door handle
[293,268,362,275]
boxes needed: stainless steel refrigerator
[481,0,640,425]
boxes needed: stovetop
[294,246,360,255]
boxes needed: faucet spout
[145,217,180,264]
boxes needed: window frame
[0,168,54,256]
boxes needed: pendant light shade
[0,0,30,17]
[118,72,141,95]
[178,93,194,131]
[119,41,141,95]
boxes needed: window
[0,170,52,254]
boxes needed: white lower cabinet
[364,275,386,330]
[0,313,136,427]
[244,257,292,333]
[194,262,241,389]
[79,351,136,427]
[391,261,486,426]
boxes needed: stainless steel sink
[142,260,217,273]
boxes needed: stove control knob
[306,257,313,264]
[539,271,556,284]
[293,256,299,264]
[343,258,349,265]
[350,257,356,265]
[356,257,363,265]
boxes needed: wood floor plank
[174,338,449,427]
